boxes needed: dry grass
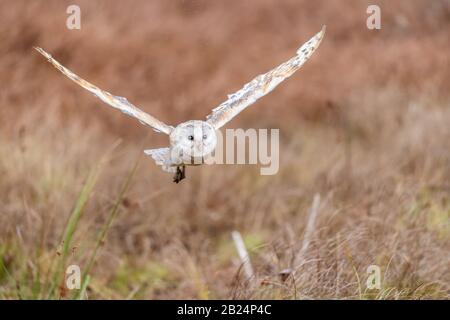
[0,0,449,299]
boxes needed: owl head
[170,120,217,162]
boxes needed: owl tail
[144,147,176,173]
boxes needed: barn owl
[35,26,325,183]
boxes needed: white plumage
[35,26,326,183]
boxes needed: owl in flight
[36,26,325,183]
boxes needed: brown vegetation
[0,0,449,299]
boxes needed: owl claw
[173,165,186,183]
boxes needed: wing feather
[206,26,326,129]
[35,47,173,135]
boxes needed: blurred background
[0,0,449,299]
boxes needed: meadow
[0,0,449,299]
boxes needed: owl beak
[195,141,203,150]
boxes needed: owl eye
[188,135,194,141]
[202,134,207,139]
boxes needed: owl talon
[181,165,186,180]
[173,166,186,183]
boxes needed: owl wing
[35,47,174,135]
[206,26,326,130]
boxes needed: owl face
[170,120,217,162]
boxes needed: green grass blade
[46,140,121,299]
[74,154,141,299]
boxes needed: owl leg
[181,165,186,180]
[173,165,186,183]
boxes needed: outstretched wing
[35,47,174,135]
[206,26,326,129]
